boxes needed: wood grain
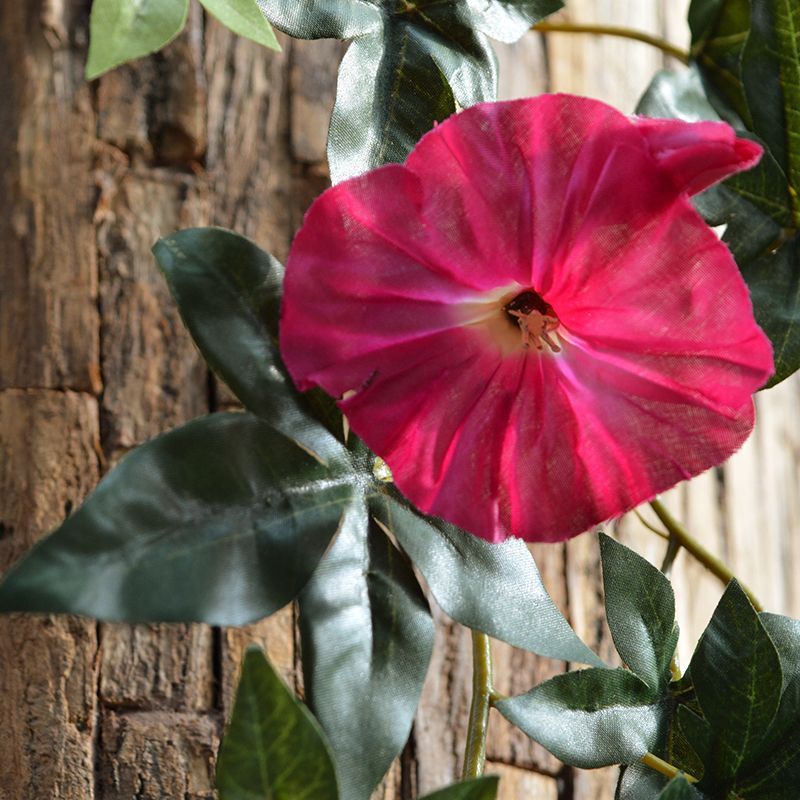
[1,3,798,799]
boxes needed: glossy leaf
[198,0,280,49]
[600,534,678,692]
[298,510,434,800]
[0,413,355,625]
[327,25,461,184]
[369,492,604,667]
[617,763,670,800]
[496,669,663,768]
[260,0,561,181]
[216,647,338,800]
[153,228,343,451]
[419,776,500,800]
[86,0,189,79]
[689,581,782,784]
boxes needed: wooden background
[2,1,797,798]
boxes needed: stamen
[505,290,561,353]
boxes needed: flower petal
[635,117,763,196]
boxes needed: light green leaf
[299,511,434,800]
[0,413,355,625]
[497,669,663,768]
[689,582,783,784]
[199,0,280,49]
[419,776,500,800]
[600,534,678,692]
[216,647,339,800]
[370,492,604,667]
[86,0,189,79]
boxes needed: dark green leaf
[216,647,338,800]
[198,0,281,49]
[729,613,800,797]
[677,706,713,776]
[369,492,604,667]
[298,511,434,800]
[0,413,355,625]
[600,534,678,692]
[153,228,344,450]
[86,0,189,79]
[689,581,783,784]
[496,669,663,768]
[657,776,703,799]
[740,1,800,199]
[688,0,751,119]
[260,0,560,181]
[419,776,500,800]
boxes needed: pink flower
[280,95,773,543]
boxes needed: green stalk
[462,630,494,779]
[533,21,690,64]
[641,752,698,783]
[650,498,764,612]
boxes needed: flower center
[504,290,561,353]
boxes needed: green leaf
[600,534,678,692]
[496,668,663,768]
[419,776,500,800]
[327,20,493,182]
[86,0,189,79]
[261,0,560,182]
[688,0,751,119]
[216,647,339,800]
[198,0,280,49]
[617,763,670,800]
[741,1,800,203]
[369,492,604,667]
[298,511,434,800]
[729,613,800,797]
[689,581,783,785]
[657,776,702,799]
[0,413,355,625]
[153,228,343,451]
[677,706,713,775]
[255,0,382,39]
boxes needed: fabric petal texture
[280,94,774,543]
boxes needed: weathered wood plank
[0,1,100,393]
[0,390,100,800]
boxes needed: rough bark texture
[2,2,799,799]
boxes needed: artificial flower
[280,94,773,543]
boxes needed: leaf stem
[640,752,698,783]
[462,630,494,779]
[649,499,764,612]
[533,21,690,65]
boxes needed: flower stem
[533,21,690,65]
[641,752,698,783]
[462,630,494,779]
[649,499,764,612]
